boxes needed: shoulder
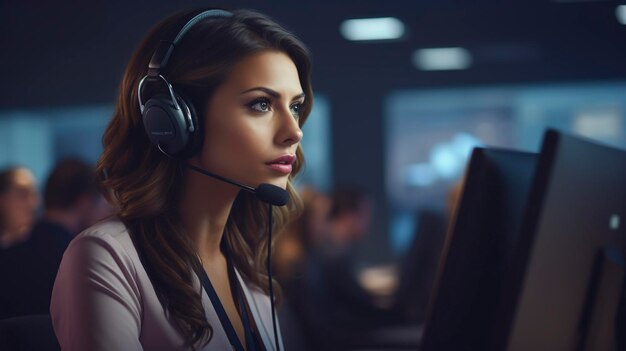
[69,217,136,257]
[74,217,133,247]
[51,218,146,350]
[60,217,140,279]
[53,217,144,313]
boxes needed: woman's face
[195,50,305,190]
[0,168,38,233]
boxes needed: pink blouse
[50,218,284,351]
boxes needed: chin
[265,178,289,190]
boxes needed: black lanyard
[195,245,259,351]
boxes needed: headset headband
[138,9,233,113]
[147,9,233,78]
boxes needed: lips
[266,155,295,175]
[266,155,296,166]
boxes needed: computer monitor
[493,129,626,351]
[420,147,538,351]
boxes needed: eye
[290,102,305,120]
[246,97,272,113]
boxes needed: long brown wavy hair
[96,7,313,350]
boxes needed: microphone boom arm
[184,162,256,193]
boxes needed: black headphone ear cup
[142,93,190,156]
[174,92,203,159]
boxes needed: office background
[2,0,626,264]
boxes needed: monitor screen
[421,147,538,351]
[495,129,626,351]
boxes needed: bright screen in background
[386,82,626,255]
[0,105,112,188]
[295,95,332,192]
[0,94,332,194]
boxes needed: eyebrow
[240,87,305,101]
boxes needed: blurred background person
[318,186,379,346]
[0,167,39,250]
[274,186,331,350]
[38,157,111,237]
[389,178,464,325]
[279,185,399,350]
[274,186,331,282]
[0,157,111,319]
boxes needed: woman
[0,166,39,249]
[51,7,312,351]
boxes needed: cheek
[202,117,271,174]
[16,198,34,215]
[4,199,33,224]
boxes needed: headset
[137,9,233,159]
[136,9,283,351]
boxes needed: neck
[179,162,240,263]
[45,209,79,234]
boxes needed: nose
[275,106,303,147]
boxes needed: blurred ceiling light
[617,5,626,25]
[412,47,472,71]
[340,17,405,41]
